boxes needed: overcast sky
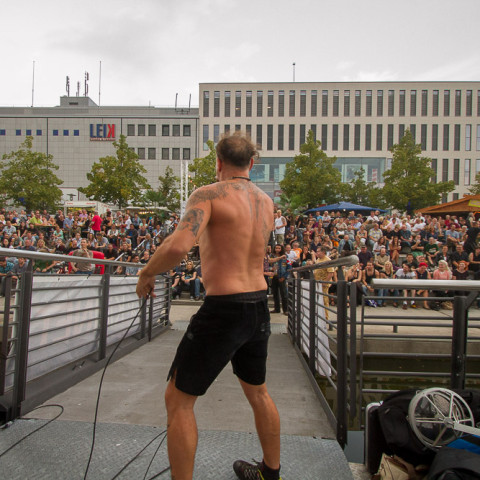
[1,0,479,108]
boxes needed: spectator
[395,262,417,309]
[415,262,432,309]
[91,211,102,235]
[361,261,382,306]
[463,221,480,255]
[274,210,287,245]
[424,236,440,267]
[269,244,289,315]
[127,224,139,248]
[388,236,401,266]
[104,243,118,260]
[450,244,470,269]
[374,247,390,272]
[432,260,453,310]
[338,234,355,256]
[70,239,94,274]
[125,254,141,276]
[468,245,480,280]
[314,247,335,314]
[0,256,14,297]
[358,244,373,268]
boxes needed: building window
[300,90,306,117]
[235,91,241,117]
[421,90,428,116]
[476,159,480,176]
[256,124,263,149]
[466,90,473,116]
[432,125,438,151]
[224,124,230,134]
[63,130,69,136]
[455,90,462,116]
[138,148,145,160]
[478,91,480,116]
[332,124,338,151]
[387,124,394,150]
[399,90,405,116]
[311,90,317,116]
[366,90,372,116]
[214,91,220,117]
[148,124,156,136]
[355,90,361,116]
[476,125,480,151]
[321,124,328,150]
[0,129,5,135]
[454,125,461,151]
[183,148,191,160]
[388,90,395,116]
[322,90,328,116]
[453,159,460,185]
[53,130,58,136]
[172,148,180,160]
[246,90,252,117]
[377,90,383,116]
[343,124,350,151]
[162,125,169,136]
[213,124,220,143]
[127,124,135,136]
[333,90,339,116]
[376,124,383,151]
[465,159,471,186]
[444,90,450,116]
[172,125,180,136]
[442,159,449,182]
[300,124,306,145]
[410,90,417,116]
[74,130,79,136]
[466,124,472,151]
[277,125,284,151]
[278,90,284,117]
[453,193,459,201]
[399,124,405,141]
[443,124,450,151]
[311,124,317,141]
[138,124,145,136]
[365,124,372,151]
[267,90,274,117]
[344,90,350,116]
[224,91,231,117]
[354,124,361,150]
[16,129,23,136]
[26,129,32,136]
[162,148,169,160]
[148,148,156,160]
[432,90,439,116]
[246,124,252,139]
[410,124,416,142]
[203,91,209,117]
[267,125,273,150]
[431,159,437,183]
[235,124,241,132]
[289,90,295,117]
[257,91,263,117]
[203,125,209,150]
[183,124,191,136]
[421,124,427,150]
[288,124,295,150]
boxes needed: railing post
[288,278,295,342]
[11,260,34,420]
[98,266,111,361]
[147,294,154,341]
[336,280,348,448]
[296,277,302,348]
[308,278,316,373]
[0,275,13,396]
[140,294,147,339]
[348,281,357,422]
[450,295,467,390]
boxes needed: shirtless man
[136,133,281,480]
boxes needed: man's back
[195,179,273,295]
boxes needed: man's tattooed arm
[177,208,205,237]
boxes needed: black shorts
[167,291,271,396]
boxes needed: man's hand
[137,271,156,298]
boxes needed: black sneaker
[233,460,282,480]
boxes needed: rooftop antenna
[98,61,102,106]
[76,81,80,97]
[31,60,35,107]
[84,71,89,97]
[293,62,296,82]
[66,76,70,96]
[189,94,191,110]
[175,93,178,110]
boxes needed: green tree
[279,130,341,210]
[188,140,217,188]
[79,134,150,209]
[468,173,480,195]
[0,136,63,211]
[143,166,180,213]
[382,130,454,213]
[340,168,386,208]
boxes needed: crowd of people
[267,208,480,311]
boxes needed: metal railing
[0,248,171,423]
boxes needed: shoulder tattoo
[177,208,204,237]
[188,183,229,205]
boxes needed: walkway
[0,304,359,479]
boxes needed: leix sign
[90,124,116,141]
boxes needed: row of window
[0,129,81,136]
[202,89,480,119]
[203,123,480,152]
[132,147,191,161]
[126,124,191,137]
[431,158,480,187]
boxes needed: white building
[199,81,480,202]
[0,96,199,201]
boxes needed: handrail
[290,254,359,273]
[372,279,480,291]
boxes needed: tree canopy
[340,168,386,209]
[142,166,180,214]
[78,134,150,209]
[382,130,454,213]
[0,136,63,211]
[188,140,217,188]
[469,173,480,195]
[279,130,341,210]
